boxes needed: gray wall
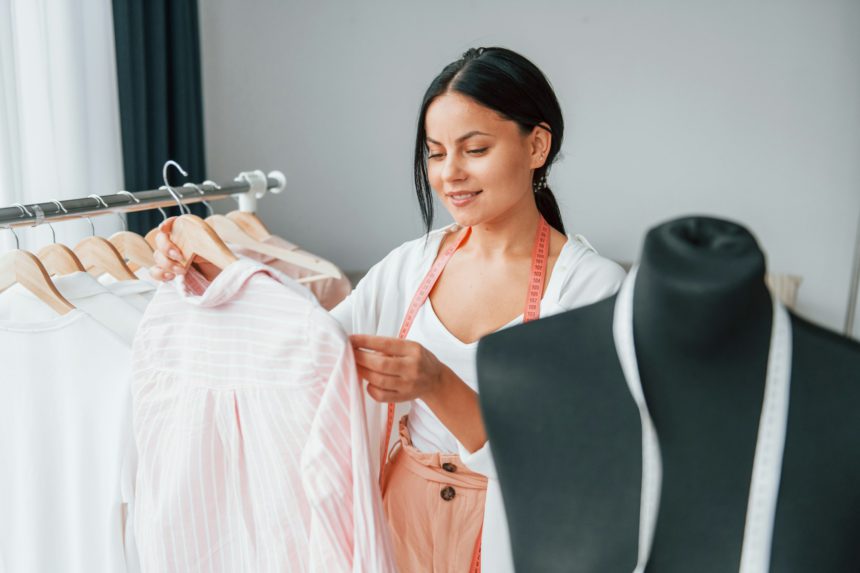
[199,0,860,334]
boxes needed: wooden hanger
[32,214,86,276]
[110,231,155,272]
[226,211,272,241]
[37,243,86,276]
[111,191,156,271]
[69,199,137,281]
[205,214,341,282]
[0,250,75,315]
[170,214,238,270]
[74,236,138,281]
[144,228,160,250]
[143,203,176,250]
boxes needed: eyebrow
[426,131,494,145]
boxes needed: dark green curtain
[112,0,207,234]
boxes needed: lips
[446,190,482,207]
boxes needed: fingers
[354,348,401,375]
[358,364,403,403]
[152,248,186,280]
[154,222,184,263]
[149,264,174,282]
[156,240,184,265]
[365,383,400,404]
[356,365,401,391]
[349,334,412,356]
[151,217,187,280]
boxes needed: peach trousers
[381,417,488,573]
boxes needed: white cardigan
[330,224,626,573]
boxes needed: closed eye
[467,147,489,155]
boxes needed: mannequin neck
[632,217,773,358]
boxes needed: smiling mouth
[447,190,483,202]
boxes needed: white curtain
[0,0,124,252]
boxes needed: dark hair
[414,47,566,235]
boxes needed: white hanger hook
[3,226,19,250]
[27,204,52,244]
[50,199,69,215]
[116,190,140,205]
[8,203,33,249]
[46,221,57,244]
[161,160,191,215]
[116,191,140,232]
[159,185,190,216]
[163,160,188,187]
[88,194,109,209]
[87,194,114,235]
[49,200,69,244]
[183,182,214,217]
[3,203,29,250]
[11,202,33,218]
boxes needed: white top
[0,271,142,345]
[613,267,792,573]
[100,266,161,287]
[133,266,160,286]
[0,308,137,573]
[103,278,156,313]
[330,224,626,573]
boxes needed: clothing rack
[0,169,285,228]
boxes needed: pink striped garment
[231,235,353,311]
[130,259,396,573]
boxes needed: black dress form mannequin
[477,216,860,572]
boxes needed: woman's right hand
[149,216,223,282]
[149,217,187,282]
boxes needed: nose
[440,154,467,186]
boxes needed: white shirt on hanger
[99,266,160,288]
[0,306,138,573]
[0,271,143,345]
[330,225,626,573]
[102,278,156,313]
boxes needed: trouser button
[440,486,456,501]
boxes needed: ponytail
[535,186,565,235]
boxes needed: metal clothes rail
[0,170,284,228]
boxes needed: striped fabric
[231,235,353,311]
[130,259,396,573]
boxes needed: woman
[152,47,625,573]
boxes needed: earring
[533,173,548,193]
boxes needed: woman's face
[424,92,549,228]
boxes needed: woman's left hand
[349,334,448,403]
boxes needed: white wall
[199,0,860,334]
